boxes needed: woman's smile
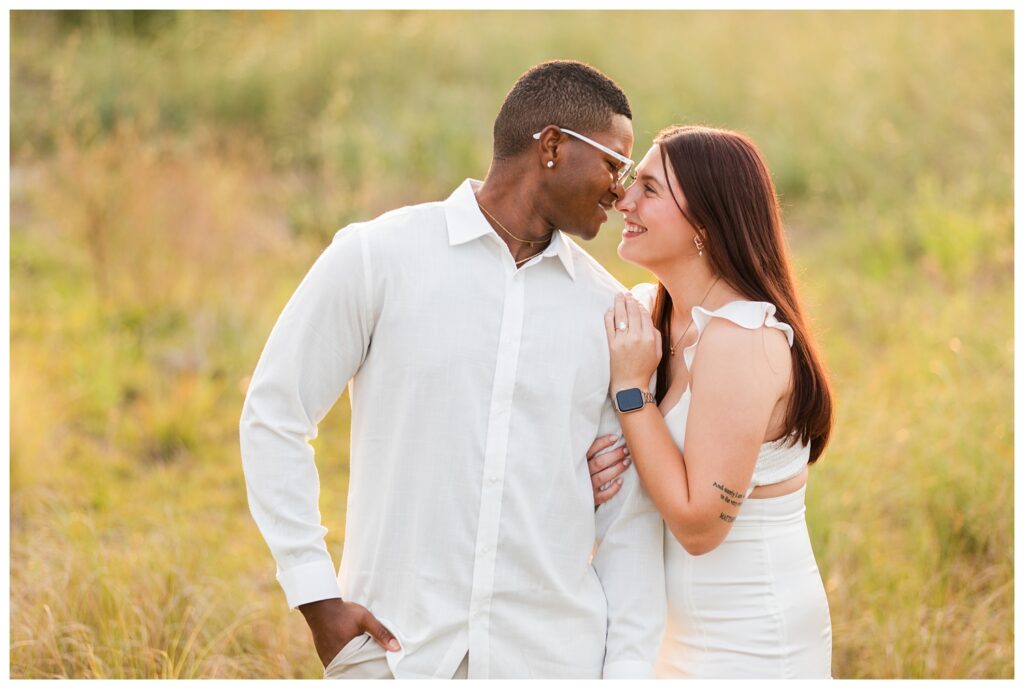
[622,220,648,239]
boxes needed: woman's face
[614,144,701,271]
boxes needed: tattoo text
[713,481,743,507]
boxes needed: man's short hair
[492,60,632,160]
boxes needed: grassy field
[9,10,1013,678]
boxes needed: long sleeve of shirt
[592,400,667,678]
[239,225,376,609]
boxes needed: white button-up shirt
[240,179,665,679]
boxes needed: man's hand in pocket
[299,598,401,667]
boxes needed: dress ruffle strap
[683,301,795,371]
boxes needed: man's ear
[533,126,563,167]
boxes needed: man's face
[549,114,634,241]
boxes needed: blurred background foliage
[9,10,1013,678]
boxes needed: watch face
[615,388,645,413]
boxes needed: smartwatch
[614,387,655,413]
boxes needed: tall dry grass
[10,10,1013,678]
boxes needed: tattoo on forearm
[713,481,744,507]
[719,512,735,523]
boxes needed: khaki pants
[323,635,468,680]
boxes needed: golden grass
[10,10,1013,678]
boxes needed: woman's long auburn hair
[650,125,834,463]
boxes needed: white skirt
[657,484,833,678]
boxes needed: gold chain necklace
[514,247,546,267]
[669,277,720,356]
[478,202,553,247]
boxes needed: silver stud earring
[546,161,554,168]
[694,235,705,257]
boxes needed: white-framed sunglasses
[532,126,634,185]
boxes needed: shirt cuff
[277,559,343,610]
[602,660,656,679]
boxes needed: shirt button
[489,476,500,485]
[481,545,491,553]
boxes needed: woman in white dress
[588,125,834,678]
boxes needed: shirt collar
[443,179,576,281]
[540,229,576,281]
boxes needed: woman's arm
[605,293,785,555]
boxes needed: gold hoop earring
[694,235,705,257]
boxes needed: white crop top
[630,283,810,497]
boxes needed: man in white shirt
[240,60,665,679]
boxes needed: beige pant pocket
[323,633,372,676]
